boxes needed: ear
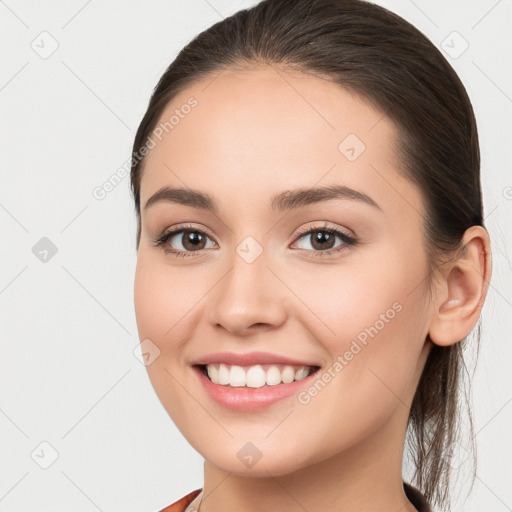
[428,225,492,347]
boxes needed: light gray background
[1,1,511,511]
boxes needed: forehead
[139,64,423,220]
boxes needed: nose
[208,245,288,336]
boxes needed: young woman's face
[134,65,435,476]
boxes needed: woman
[130,0,492,510]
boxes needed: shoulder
[159,488,202,512]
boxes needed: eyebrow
[144,184,382,213]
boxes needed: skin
[133,64,491,512]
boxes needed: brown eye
[178,230,208,251]
[154,225,217,256]
[292,225,357,257]
[309,230,336,251]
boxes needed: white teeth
[205,363,315,388]
[246,365,266,388]
[218,364,230,385]
[229,365,246,387]
[207,364,219,384]
[266,366,282,386]
[294,367,309,380]
[281,366,295,383]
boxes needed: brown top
[159,488,201,512]
[160,481,432,512]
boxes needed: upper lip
[191,351,320,367]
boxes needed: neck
[198,410,419,512]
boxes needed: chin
[197,438,317,478]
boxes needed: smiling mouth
[196,363,321,388]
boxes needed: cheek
[293,246,429,395]
[133,255,200,427]
[273,259,429,467]
[293,261,408,341]
[134,253,204,344]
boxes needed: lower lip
[193,366,318,411]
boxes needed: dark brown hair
[130,0,485,509]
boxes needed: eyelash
[152,222,358,258]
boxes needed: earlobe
[428,226,492,347]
